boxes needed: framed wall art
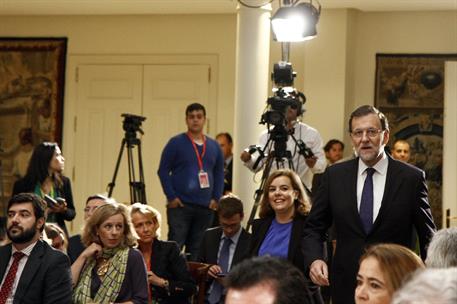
[0,37,67,215]
[375,53,457,228]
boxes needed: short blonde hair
[81,201,137,248]
[130,202,162,239]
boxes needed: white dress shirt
[356,153,388,223]
[0,241,38,304]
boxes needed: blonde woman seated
[130,203,196,304]
[355,243,424,304]
[72,202,148,304]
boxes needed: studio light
[271,0,321,42]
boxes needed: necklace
[97,257,110,276]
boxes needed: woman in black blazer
[12,142,76,235]
[130,203,196,304]
[250,169,323,304]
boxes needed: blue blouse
[258,218,293,259]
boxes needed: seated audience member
[67,194,109,264]
[198,194,251,304]
[390,139,410,163]
[250,169,323,303]
[130,202,196,304]
[0,193,72,303]
[225,256,315,304]
[355,243,424,304]
[425,227,457,268]
[44,222,68,252]
[12,142,76,235]
[72,202,148,304]
[391,268,457,304]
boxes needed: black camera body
[122,113,146,140]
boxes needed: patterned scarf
[73,247,129,304]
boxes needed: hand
[81,242,102,260]
[309,259,330,286]
[209,199,218,211]
[208,265,223,279]
[305,156,317,168]
[167,198,184,209]
[147,271,164,286]
[240,151,251,162]
[49,200,68,213]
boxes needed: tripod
[107,114,147,204]
[246,135,293,231]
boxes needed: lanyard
[187,132,206,171]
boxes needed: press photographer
[240,61,326,192]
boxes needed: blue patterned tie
[360,168,375,234]
[208,237,232,304]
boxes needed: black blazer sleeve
[58,176,76,221]
[151,240,196,299]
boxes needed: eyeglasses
[351,128,383,139]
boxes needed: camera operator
[240,100,326,192]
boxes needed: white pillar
[233,2,272,227]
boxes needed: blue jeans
[167,203,214,261]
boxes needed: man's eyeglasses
[351,128,383,139]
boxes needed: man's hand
[167,198,184,209]
[240,151,251,162]
[309,259,330,286]
[305,156,318,168]
[208,265,223,279]
[209,199,218,211]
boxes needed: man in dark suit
[0,193,72,304]
[216,132,233,194]
[198,194,251,304]
[302,105,436,304]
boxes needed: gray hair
[425,227,457,268]
[391,268,457,304]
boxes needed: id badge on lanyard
[187,132,210,189]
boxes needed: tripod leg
[246,154,275,232]
[107,139,126,197]
[126,142,137,203]
[136,141,147,204]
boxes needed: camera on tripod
[260,61,302,127]
[122,113,146,138]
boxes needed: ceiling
[0,0,456,15]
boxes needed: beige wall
[0,14,238,134]
[1,9,456,229]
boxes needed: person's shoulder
[327,157,357,173]
[38,240,70,262]
[128,247,146,260]
[389,157,424,177]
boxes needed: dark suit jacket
[0,240,72,304]
[198,226,251,268]
[302,156,436,304]
[67,234,85,264]
[148,240,196,304]
[12,176,76,235]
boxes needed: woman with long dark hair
[12,142,76,235]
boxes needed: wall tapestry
[375,53,457,228]
[0,38,67,216]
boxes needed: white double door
[71,63,213,235]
